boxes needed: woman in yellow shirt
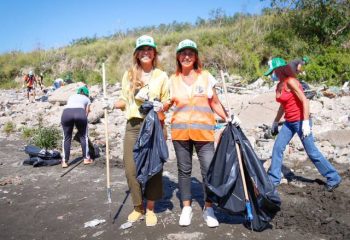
[111,35,169,227]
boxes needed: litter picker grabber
[112,190,130,225]
[102,63,112,213]
[220,70,253,224]
[60,158,83,177]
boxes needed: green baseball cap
[302,56,310,64]
[77,86,89,96]
[264,57,287,76]
[176,39,198,53]
[135,35,157,51]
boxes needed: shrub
[305,64,334,85]
[305,49,350,85]
[21,126,35,140]
[70,69,102,85]
[70,35,98,46]
[0,65,21,88]
[0,79,18,89]
[31,126,61,150]
[3,122,15,135]
[264,28,296,55]
[87,71,102,85]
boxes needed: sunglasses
[138,46,154,52]
[179,50,196,57]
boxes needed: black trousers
[61,108,89,161]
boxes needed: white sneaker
[179,206,193,226]
[203,207,219,227]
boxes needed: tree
[209,8,227,27]
[266,0,350,44]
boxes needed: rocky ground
[0,81,349,239]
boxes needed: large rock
[309,100,323,114]
[48,82,86,105]
[316,130,350,148]
[88,102,104,124]
[339,96,350,107]
[319,97,335,110]
[237,92,280,129]
[247,78,265,90]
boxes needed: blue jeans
[268,120,341,187]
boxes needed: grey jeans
[173,140,215,202]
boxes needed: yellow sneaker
[127,210,144,223]
[145,210,157,227]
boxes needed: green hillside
[1,1,349,89]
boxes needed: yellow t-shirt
[119,68,170,120]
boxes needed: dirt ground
[0,138,349,240]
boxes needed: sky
[0,0,270,54]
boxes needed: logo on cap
[135,35,156,50]
[176,39,198,53]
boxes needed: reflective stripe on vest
[172,123,214,130]
[170,71,215,141]
[174,106,213,114]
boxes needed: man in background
[288,56,310,75]
[37,72,44,90]
[23,70,37,102]
[288,56,315,99]
[53,78,65,90]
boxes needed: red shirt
[24,75,36,87]
[276,79,304,122]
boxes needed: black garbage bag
[24,145,61,159]
[134,101,168,192]
[206,123,281,231]
[23,145,62,167]
[23,157,61,167]
[301,81,316,100]
[23,157,41,166]
[88,144,100,160]
[73,133,100,159]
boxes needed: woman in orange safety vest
[164,39,240,228]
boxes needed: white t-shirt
[65,94,91,109]
[54,78,64,84]
[171,72,217,99]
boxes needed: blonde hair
[128,47,158,97]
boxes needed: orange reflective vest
[170,71,215,141]
[24,75,36,87]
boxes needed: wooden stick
[220,70,232,117]
[235,142,250,202]
[103,63,111,204]
[220,70,250,202]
